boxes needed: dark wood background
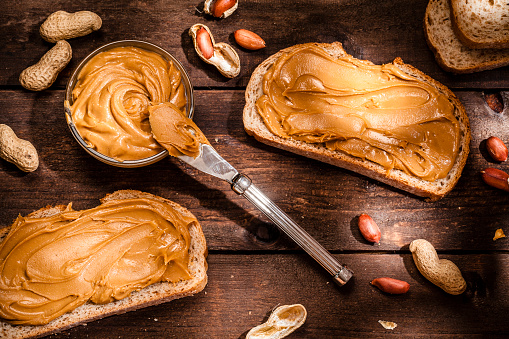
[1,0,508,337]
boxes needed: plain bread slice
[449,0,509,49]
[424,0,509,73]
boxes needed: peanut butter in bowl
[65,40,194,167]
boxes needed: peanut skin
[19,40,72,91]
[0,124,39,172]
[40,11,102,43]
[371,277,410,294]
[409,239,466,295]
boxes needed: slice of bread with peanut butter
[0,190,208,339]
[243,42,470,201]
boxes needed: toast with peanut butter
[243,42,470,201]
[0,190,208,338]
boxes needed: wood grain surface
[0,0,508,338]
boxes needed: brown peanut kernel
[484,92,504,113]
[486,136,508,162]
[358,214,381,244]
[481,168,509,192]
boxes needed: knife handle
[231,173,353,286]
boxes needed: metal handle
[231,173,353,286]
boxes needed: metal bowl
[64,40,194,168]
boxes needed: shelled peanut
[20,10,102,91]
[40,10,102,43]
[0,124,38,172]
[19,40,72,91]
[409,239,466,295]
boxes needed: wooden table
[1,0,508,337]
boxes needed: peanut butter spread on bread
[69,46,186,161]
[0,198,194,325]
[255,44,460,181]
[149,102,210,159]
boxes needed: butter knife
[176,142,353,286]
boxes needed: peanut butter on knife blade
[149,102,210,159]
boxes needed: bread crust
[243,42,470,201]
[0,190,208,339]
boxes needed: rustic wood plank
[0,90,508,253]
[40,253,509,338]
[1,0,508,90]
[1,1,509,337]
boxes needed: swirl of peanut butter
[70,46,187,160]
[255,44,460,181]
[0,197,194,325]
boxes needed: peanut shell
[0,124,39,172]
[409,239,466,295]
[203,0,238,18]
[189,24,240,78]
[246,304,307,339]
[19,40,72,91]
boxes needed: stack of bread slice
[425,0,509,73]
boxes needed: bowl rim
[64,39,194,168]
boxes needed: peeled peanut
[19,40,72,91]
[246,304,307,339]
[40,10,102,43]
[486,136,508,162]
[371,277,410,294]
[196,27,214,59]
[358,213,381,244]
[409,239,466,295]
[189,24,240,78]
[0,124,39,172]
[481,168,509,192]
[234,29,266,50]
[204,0,238,18]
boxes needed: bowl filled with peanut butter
[65,40,194,167]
